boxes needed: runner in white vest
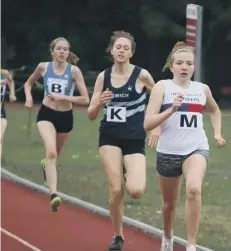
[156,79,209,155]
[144,41,226,251]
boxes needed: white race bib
[47,78,68,95]
[106,106,126,123]
[47,83,65,95]
[177,112,202,130]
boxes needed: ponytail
[67,51,79,65]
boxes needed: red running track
[1,179,184,251]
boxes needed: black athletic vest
[99,66,147,139]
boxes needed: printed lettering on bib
[47,78,67,95]
[178,113,201,130]
[106,106,126,123]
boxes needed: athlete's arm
[24,62,45,101]
[144,81,176,131]
[63,66,89,105]
[3,70,15,94]
[87,72,105,121]
[140,69,160,146]
[140,69,155,92]
[204,84,222,138]
[5,70,16,102]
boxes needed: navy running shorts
[99,133,145,156]
[1,102,6,119]
[156,149,209,177]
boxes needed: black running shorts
[1,102,6,119]
[37,104,73,133]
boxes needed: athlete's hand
[214,135,226,147]
[148,127,160,148]
[48,94,66,101]
[171,95,184,112]
[25,98,33,109]
[9,94,17,102]
[100,88,112,104]
[0,79,8,85]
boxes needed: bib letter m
[180,114,197,128]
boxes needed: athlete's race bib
[177,112,202,130]
[47,78,68,95]
[106,106,126,123]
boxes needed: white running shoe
[186,245,196,251]
[160,236,173,251]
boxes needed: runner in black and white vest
[88,30,159,251]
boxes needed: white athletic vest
[156,79,209,155]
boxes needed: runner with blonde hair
[1,69,17,158]
[144,41,226,251]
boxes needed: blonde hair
[106,30,136,53]
[1,68,13,81]
[162,41,195,72]
[49,37,79,65]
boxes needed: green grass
[2,108,231,251]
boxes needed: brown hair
[67,51,79,65]
[162,41,195,72]
[106,30,136,53]
[50,37,70,53]
[49,37,79,65]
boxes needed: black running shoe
[108,236,124,250]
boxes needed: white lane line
[1,228,42,251]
